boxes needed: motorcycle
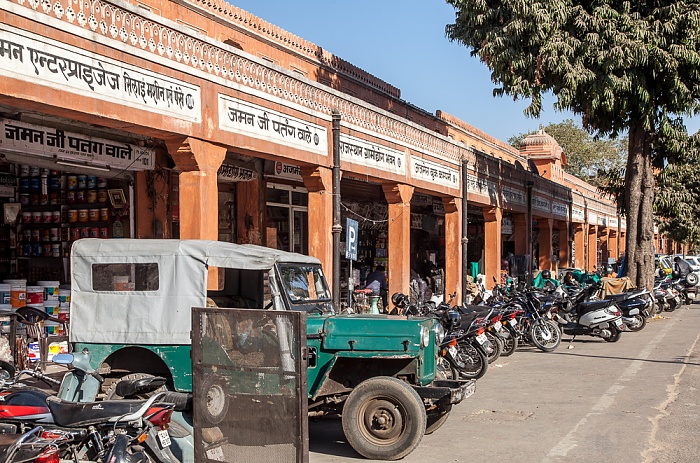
[603,289,653,331]
[0,426,65,463]
[0,355,182,463]
[553,284,625,343]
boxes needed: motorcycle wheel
[625,314,647,332]
[500,330,518,357]
[529,320,561,352]
[604,326,622,342]
[665,299,677,312]
[455,342,488,380]
[435,356,457,381]
[0,361,14,382]
[485,332,503,364]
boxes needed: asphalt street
[309,303,700,463]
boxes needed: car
[66,239,475,461]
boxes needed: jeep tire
[198,375,229,427]
[341,376,426,460]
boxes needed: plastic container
[113,276,131,291]
[0,284,10,305]
[38,281,60,301]
[28,342,40,362]
[58,289,70,304]
[26,286,44,305]
[5,279,27,308]
[43,301,59,316]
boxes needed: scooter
[604,289,652,331]
[553,284,625,343]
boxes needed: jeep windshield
[278,264,334,313]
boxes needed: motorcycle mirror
[52,353,74,365]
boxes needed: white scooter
[553,284,626,343]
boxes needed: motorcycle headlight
[420,325,430,348]
[434,323,445,344]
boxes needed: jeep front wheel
[341,376,426,460]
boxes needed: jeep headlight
[434,323,445,344]
[420,325,430,348]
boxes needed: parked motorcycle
[553,284,625,342]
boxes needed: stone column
[301,166,333,278]
[442,197,462,303]
[573,224,585,269]
[558,220,571,268]
[383,183,414,303]
[166,137,226,289]
[538,218,553,271]
[587,225,598,272]
[236,160,264,245]
[513,213,529,256]
[600,228,609,268]
[619,231,626,256]
[483,206,502,289]
[609,230,618,262]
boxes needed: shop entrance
[266,183,308,254]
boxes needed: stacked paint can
[58,288,70,332]
[39,281,62,336]
[4,279,27,308]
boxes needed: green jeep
[69,239,474,460]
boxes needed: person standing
[365,265,388,311]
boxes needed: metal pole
[526,180,534,285]
[461,158,469,302]
[332,110,342,308]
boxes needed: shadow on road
[550,350,700,366]
[308,416,362,459]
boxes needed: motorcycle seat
[46,396,151,427]
[576,300,613,315]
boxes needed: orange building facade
[0,0,672,300]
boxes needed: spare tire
[686,273,699,286]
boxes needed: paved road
[309,303,700,463]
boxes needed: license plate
[509,319,517,327]
[614,318,624,328]
[492,323,502,332]
[157,429,171,448]
[206,446,225,461]
[476,333,488,344]
[448,345,458,358]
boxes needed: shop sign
[609,217,619,227]
[0,185,13,197]
[552,202,568,218]
[532,196,550,213]
[588,211,598,224]
[466,173,498,198]
[339,134,405,175]
[411,213,423,230]
[217,163,257,182]
[502,216,514,235]
[502,185,526,206]
[432,199,445,216]
[411,157,459,189]
[598,215,607,227]
[0,173,15,186]
[0,24,201,123]
[218,95,327,157]
[272,162,303,181]
[345,218,358,261]
[412,194,432,207]
[1,119,154,170]
[572,206,585,221]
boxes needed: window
[92,263,159,291]
[278,265,331,302]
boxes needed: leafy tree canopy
[445,1,700,135]
[445,0,700,287]
[509,119,626,184]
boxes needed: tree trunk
[625,121,656,290]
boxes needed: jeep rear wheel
[341,376,426,460]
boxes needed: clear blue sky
[231,0,700,145]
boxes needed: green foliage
[445,1,700,135]
[509,119,626,184]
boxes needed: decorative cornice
[182,0,401,99]
[6,0,464,163]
